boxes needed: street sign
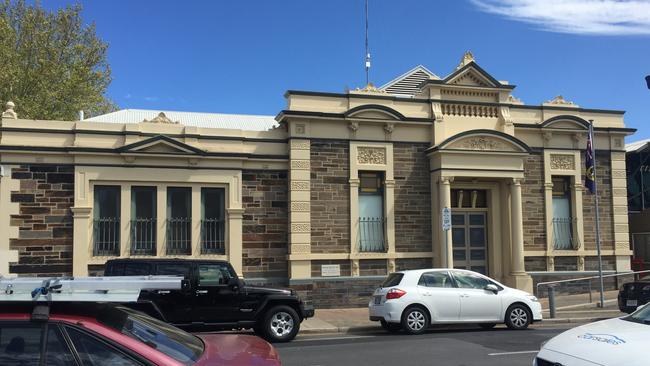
[442,207,451,231]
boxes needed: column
[71,207,92,276]
[226,208,244,275]
[510,179,525,274]
[288,139,312,279]
[439,177,453,268]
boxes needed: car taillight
[386,288,406,300]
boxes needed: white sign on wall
[321,264,341,277]
[442,207,451,231]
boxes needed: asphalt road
[275,324,575,366]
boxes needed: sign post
[442,207,451,268]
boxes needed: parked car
[535,304,649,366]
[104,258,314,342]
[368,268,542,334]
[617,279,650,313]
[0,301,281,366]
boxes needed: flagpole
[590,119,605,308]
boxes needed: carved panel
[290,181,310,191]
[357,147,386,165]
[290,202,310,212]
[291,223,311,233]
[290,139,310,150]
[291,160,310,170]
[550,154,575,170]
[455,137,506,151]
[612,170,626,179]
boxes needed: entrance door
[451,212,488,274]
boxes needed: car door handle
[461,294,470,298]
[156,290,170,295]
[196,290,208,295]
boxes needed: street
[276,324,574,366]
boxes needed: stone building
[0,53,635,307]
[626,139,650,267]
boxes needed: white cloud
[470,0,650,35]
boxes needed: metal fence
[166,217,192,255]
[130,218,156,255]
[93,217,120,256]
[358,217,386,252]
[552,218,580,250]
[201,218,225,254]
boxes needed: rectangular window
[201,188,225,254]
[166,187,192,255]
[131,186,157,255]
[552,176,577,250]
[358,171,385,252]
[93,185,120,256]
[198,263,234,286]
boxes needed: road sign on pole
[442,207,451,231]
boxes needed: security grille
[201,218,225,254]
[93,217,120,256]
[359,217,386,252]
[131,218,156,255]
[167,217,191,255]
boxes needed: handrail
[535,269,650,297]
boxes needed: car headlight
[527,295,539,302]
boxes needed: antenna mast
[365,0,370,85]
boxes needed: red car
[0,301,281,366]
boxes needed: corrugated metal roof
[626,138,650,153]
[85,109,278,131]
[380,65,439,97]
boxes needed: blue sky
[45,0,650,141]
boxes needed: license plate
[627,299,638,307]
[374,295,382,305]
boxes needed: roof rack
[0,276,183,303]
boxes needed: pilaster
[288,139,312,278]
[71,207,92,276]
[611,151,632,269]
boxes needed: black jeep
[104,258,314,342]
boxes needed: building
[626,139,650,268]
[0,53,635,307]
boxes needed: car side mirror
[485,284,499,294]
[228,277,242,291]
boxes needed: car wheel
[478,323,496,330]
[380,320,401,333]
[261,305,300,343]
[401,306,429,335]
[505,304,531,330]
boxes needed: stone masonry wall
[394,143,432,252]
[582,152,614,251]
[310,140,350,253]
[522,153,546,251]
[241,170,289,279]
[291,278,382,308]
[9,165,74,276]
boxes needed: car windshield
[624,304,650,325]
[382,273,404,287]
[97,306,204,365]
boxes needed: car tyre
[380,320,401,333]
[401,306,429,335]
[505,304,531,330]
[261,305,300,343]
[478,323,496,330]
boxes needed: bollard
[548,286,556,319]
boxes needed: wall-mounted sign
[321,264,341,277]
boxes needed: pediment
[447,69,493,87]
[118,135,205,155]
[439,130,530,153]
[345,104,405,121]
[442,61,513,90]
[541,115,589,130]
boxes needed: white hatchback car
[369,269,542,334]
[535,304,650,366]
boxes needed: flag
[585,124,595,194]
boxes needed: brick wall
[583,152,614,251]
[241,170,288,279]
[396,258,431,271]
[311,260,351,277]
[9,165,74,276]
[394,143,432,252]
[310,140,350,253]
[522,154,546,251]
[555,256,578,271]
[291,278,382,308]
[525,256,546,271]
[359,259,387,276]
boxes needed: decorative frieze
[357,147,386,165]
[550,154,575,170]
[291,223,311,233]
[290,201,310,212]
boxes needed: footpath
[301,290,625,334]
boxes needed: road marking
[488,350,539,356]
